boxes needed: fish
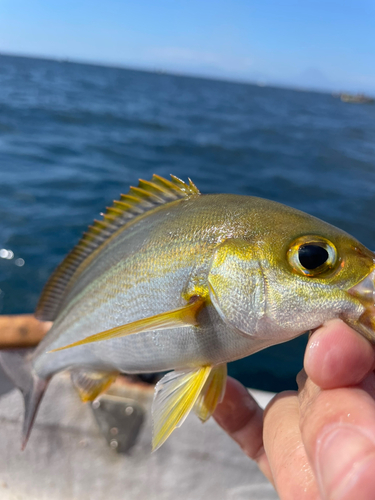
[1,174,374,451]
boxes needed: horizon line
[0,50,349,97]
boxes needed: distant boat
[339,93,374,104]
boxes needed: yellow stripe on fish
[49,296,206,352]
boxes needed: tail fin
[0,349,49,449]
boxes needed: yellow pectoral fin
[49,297,205,353]
[152,366,212,451]
[194,364,227,422]
[71,369,118,402]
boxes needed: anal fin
[152,366,212,451]
[71,369,118,402]
[194,364,227,422]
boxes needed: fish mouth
[348,268,375,342]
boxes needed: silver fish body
[32,194,282,378]
[32,193,368,378]
[1,175,374,450]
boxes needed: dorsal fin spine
[138,179,175,198]
[106,207,123,216]
[153,175,178,191]
[94,220,111,229]
[87,226,101,234]
[121,194,151,206]
[113,200,132,209]
[35,175,201,321]
[120,196,147,212]
[103,214,118,223]
[133,187,164,203]
[188,178,199,194]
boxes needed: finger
[263,391,320,500]
[299,374,375,500]
[304,319,375,389]
[213,377,272,481]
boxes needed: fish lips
[348,267,375,342]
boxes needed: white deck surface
[0,374,278,500]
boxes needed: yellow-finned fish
[1,174,374,450]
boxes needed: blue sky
[1,0,374,92]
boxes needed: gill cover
[208,239,265,335]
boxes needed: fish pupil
[298,244,329,270]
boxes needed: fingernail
[316,426,375,499]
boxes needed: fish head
[272,230,375,342]
[208,206,375,345]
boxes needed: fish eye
[298,245,329,270]
[287,236,337,277]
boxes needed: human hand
[214,320,375,499]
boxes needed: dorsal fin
[35,175,200,321]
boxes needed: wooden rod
[0,315,51,349]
